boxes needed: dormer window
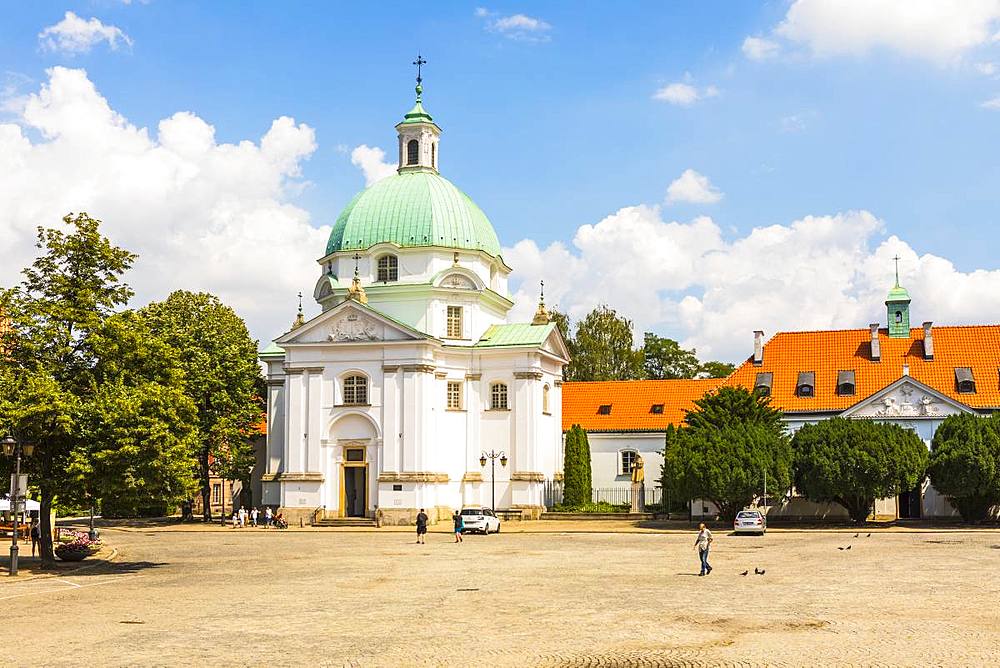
[837,370,856,396]
[956,367,976,394]
[796,371,815,398]
[754,372,773,397]
[406,139,419,166]
[650,404,664,414]
[597,404,612,415]
[377,254,398,282]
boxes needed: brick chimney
[753,330,765,366]
[870,323,881,362]
[923,321,934,360]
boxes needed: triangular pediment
[276,300,430,345]
[841,377,973,419]
[542,326,571,362]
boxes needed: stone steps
[313,518,378,528]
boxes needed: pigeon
[854,533,859,538]
[838,546,845,551]
[754,567,765,575]
[741,570,749,576]
[866,533,871,538]
[846,545,852,550]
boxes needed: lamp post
[2,435,35,577]
[479,450,507,511]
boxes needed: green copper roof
[886,283,911,302]
[400,84,435,125]
[473,322,556,348]
[326,171,502,257]
[260,340,285,357]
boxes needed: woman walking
[452,510,464,543]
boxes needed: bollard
[299,517,303,528]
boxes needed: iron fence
[543,481,663,509]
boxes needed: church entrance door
[341,446,368,518]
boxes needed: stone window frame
[446,380,463,410]
[446,305,463,339]
[489,382,509,410]
[376,254,398,282]
[342,373,369,406]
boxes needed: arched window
[431,142,436,168]
[542,384,550,414]
[490,382,509,410]
[895,310,903,324]
[406,139,419,166]
[377,255,398,282]
[343,375,368,405]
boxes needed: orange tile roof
[725,325,1000,412]
[562,378,724,432]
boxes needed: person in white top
[694,523,713,576]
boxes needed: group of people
[230,506,285,529]
[413,509,467,544]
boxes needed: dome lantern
[396,54,440,174]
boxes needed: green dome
[326,171,501,258]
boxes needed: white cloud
[477,9,552,42]
[0,67,328,346]
[652,82,719,106]
[666,169,723,204]
[504,207,1000,362]
[980,95,1000,108]
[780,114,808,133]
[773,0,1000,64]
[38,11,133,54]
[975,61,998,75]
[742,36,781,60]
[350,144,396,186]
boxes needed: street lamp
[480,450,507,511]
[2,434,34,577]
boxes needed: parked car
[460,507,501,534]
[733,509,766,535]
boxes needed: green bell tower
[885,255,911,338]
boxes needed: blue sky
[3,2,1000,360]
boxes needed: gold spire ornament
[347,253,368,304]
[532,279,550,325]
[291,292,306,330]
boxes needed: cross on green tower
[885,254,911,338]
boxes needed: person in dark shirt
[415,508,428,544]
[452,510,464,543]
[30,519,40,557]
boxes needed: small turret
[886,255,911,338]
[532,280,550,325]
[291,292,306,330]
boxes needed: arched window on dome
[406,140,419,166]
[377,254,398,282]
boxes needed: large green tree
[661,387,791,520]
[928,414,1000,523]
[698,361,737,379]
[565,305,643,381]
[138,291,263,520]
[562,424,593,508]
[792,418,928,524]
[662,422,792,521]
[0,214,135,563]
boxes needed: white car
[460,507,501,534]
[733,509,767,535]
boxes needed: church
[259,72,570,525]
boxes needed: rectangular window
[650,404,664,414]
[490,383,509,410]
[597,404,612,415]
[446,306,463,338]
[212,483,221,504]
[447,381,463,409]
[620,450,637,475]
[346,448,365,462]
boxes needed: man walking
[415,508,428,544]
[694,522,713,576]
[250,507,258,527]
[452,510,464,543]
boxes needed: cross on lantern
[413,55,427,83]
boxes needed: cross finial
[353,252,362,278]
[297,291,303,315]
[892,254,901,286]
[413,54,427,84]
[540,279,545,304]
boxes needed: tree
[642,333,700,379]
[138,291,263,520]
[661,387,791,520]
[698,361,736,378]
[562,424,593,507]
[565,305,643,381]
[928,414,1000,523]
[792,418,928,524]
[662,422,792,521]
[0,213,136,563]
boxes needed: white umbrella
[0,496,41,512]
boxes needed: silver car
[460,507,501,534]
[733,509,766,535]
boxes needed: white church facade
[260,75,569,524]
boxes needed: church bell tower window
[406,140,419,166]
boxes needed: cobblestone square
[6,523,1000,666]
